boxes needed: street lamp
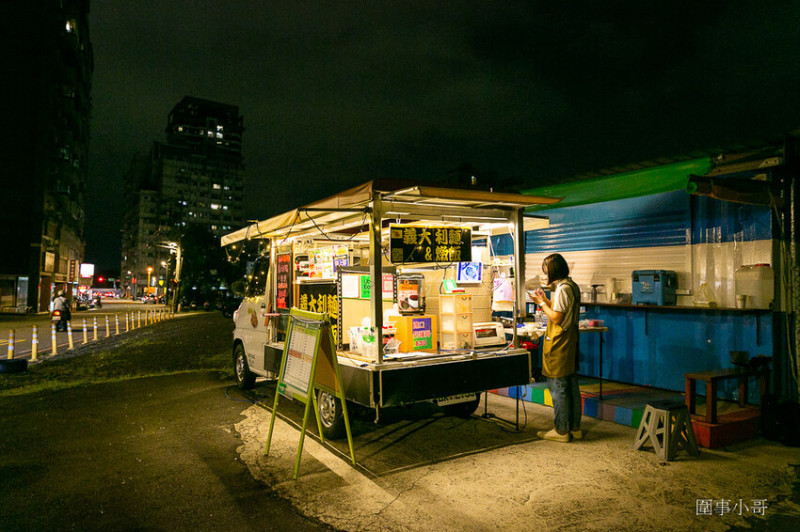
[147,266,153,294]
[161,260,170,303]
[158,241,183,312]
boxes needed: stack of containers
[439,293,473,349]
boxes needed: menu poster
[411,317,434,350]
[341,274,360,298]
[360,275,371,299]
[397,277,422,311]
[333,256,349,272]
[382,273,394,295]
[278,320,317,399]
[276,252,293,309]
[390,225,471,264]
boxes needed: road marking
[0,339,29,346]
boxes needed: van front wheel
[234,344,256,390]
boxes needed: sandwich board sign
[265,307,355,479]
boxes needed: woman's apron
[541,281,579,378]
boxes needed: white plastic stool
[634,400,700,461]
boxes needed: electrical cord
[303,209,367,242]
[224,384,256,404]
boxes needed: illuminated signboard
[389,225,471,264]
[276,251,293,309]
[80,263,95,278]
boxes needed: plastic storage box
[734,264,774,309]
[632,270,677,306]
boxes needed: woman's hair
[542,253,569,285]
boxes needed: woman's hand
[528,287,546,305]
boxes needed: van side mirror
[230,280,245,297]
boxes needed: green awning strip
[520,157,712,211]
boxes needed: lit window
[66,20,76,33]
[210,203,221,210]
[212,183,221,190]
[178,126,183,132]
[222,205,229,210]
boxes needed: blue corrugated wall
[491,188,783,402]
[490,190,773,255]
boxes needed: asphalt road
[0,372,332,531]
[1,300,168,361]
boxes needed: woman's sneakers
[537,428,570,443]
[537,428,584,442]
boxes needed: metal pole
[369,195,383,364]
[31,326,38,361]
[512,207,527,348]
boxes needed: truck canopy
[220,179,561,247]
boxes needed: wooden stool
[634,400,700,461]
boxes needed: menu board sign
[390,225,471,263]
[276,251,293,309]
[278,320,317,400]
[297,281,339,342]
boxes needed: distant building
[121,96,245,297]
[0,1,93,312]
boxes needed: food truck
[221,179,560,438]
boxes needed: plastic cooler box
[632,270,677,306]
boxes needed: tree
[177,224,243,304]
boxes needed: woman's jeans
[547,374,582,434]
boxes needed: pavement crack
[374,466,434,517]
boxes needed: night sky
[84,1,800,270]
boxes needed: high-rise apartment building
[121,96,245,297]
[0,1,93,312]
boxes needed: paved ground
[1,310,798,531]
[0,372,330,531]
[236,382,800,531]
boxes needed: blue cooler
[632,270,677,305]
